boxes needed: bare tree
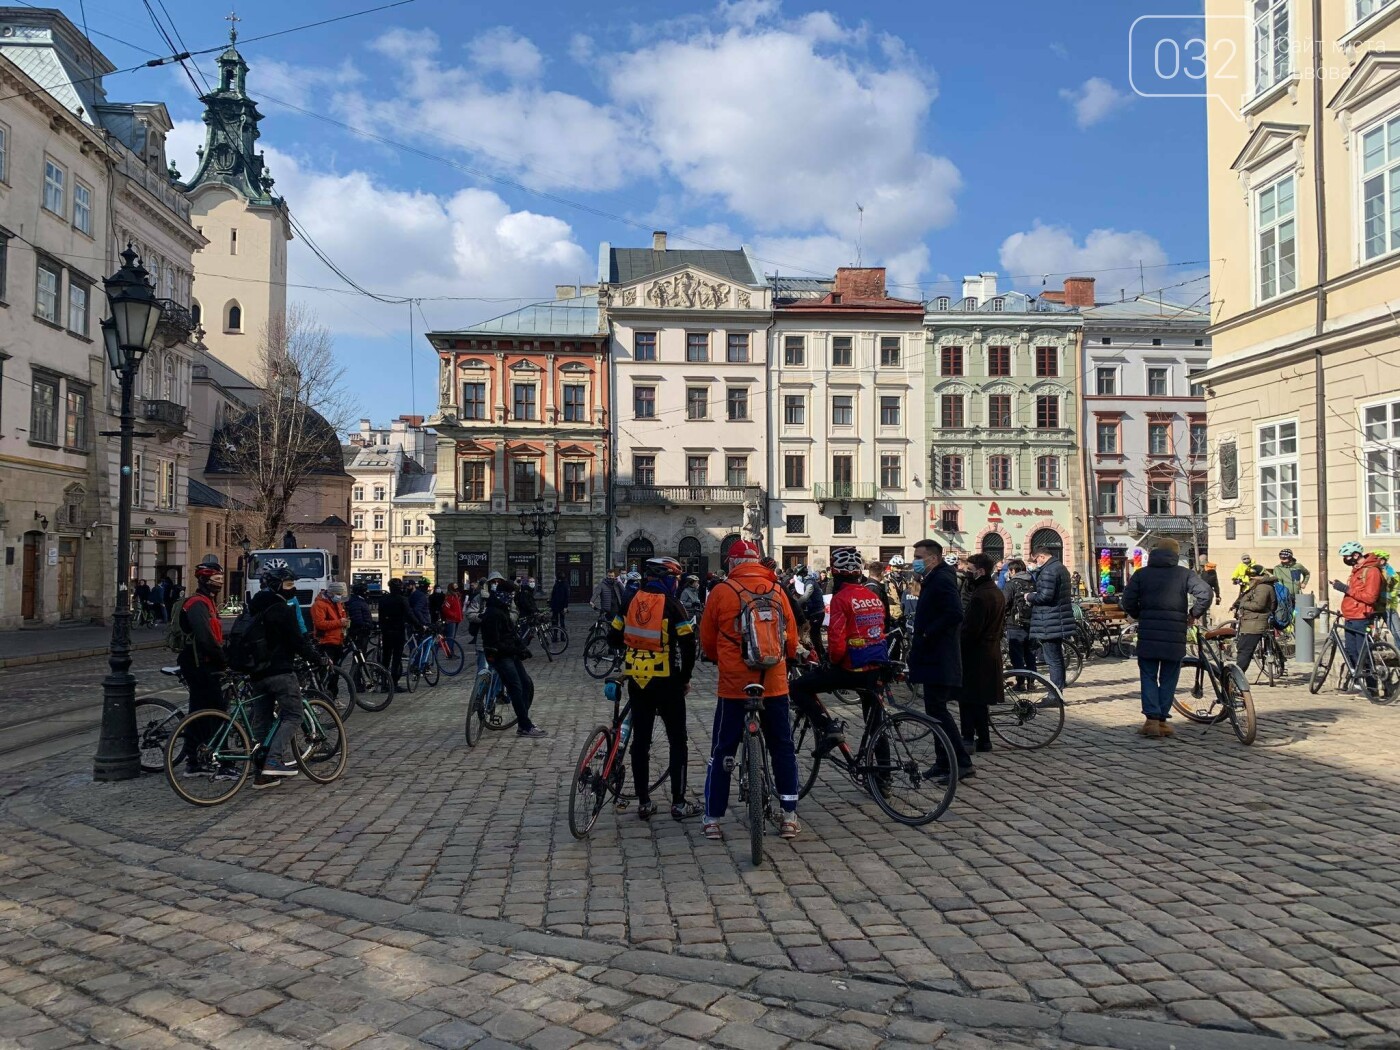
[217,305,354,547]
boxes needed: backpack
[224,606,274,675]
[1271,580,1293,630]
[802,584,825,625]
[623,590,669,653]
[727,582,788,670]
[166,593,213,654]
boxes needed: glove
[1331,580,1347,593]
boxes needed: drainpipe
[1310,0,1330,592]
[763,285,777,558]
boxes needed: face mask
[911,559,925,574]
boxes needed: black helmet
[262,565,296,586]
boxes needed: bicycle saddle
[874,660,907,680]
[1203,625,1236,640]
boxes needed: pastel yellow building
[1202,0,1400,589]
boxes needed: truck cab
[245,548,336,612]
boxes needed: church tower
[183,17,292,382]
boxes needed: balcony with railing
[814,482,878,504]
[1131,515,1206,535]
[141,399,188,432]
[615,484,760,507]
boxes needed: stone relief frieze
[645,272,731,309]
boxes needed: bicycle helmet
[1247,564,1266,577]
[644,556,682,577]
[1278,548,1294,559]
[887,555,906,568]
[831,546,864,574]
[194,556,224,580]
[1340,541,1365,557]
[262,565,296,586]
[1377,550,1392,561]
[625,570,641,583]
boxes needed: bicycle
[734,683,782,867]
[1002,638,1083,685]
[1247,626,1289,687]
[567,674,673,837]
[995,669,1066,749]
[164,673,347,805]
[132,602,160,629]
[790,661,958,827]
[518,613,568,661]
[339,634,395,713]
[297,653,356,722]
[402,629,442,691]
[432,623,467,676]
[463,648,519,744]
[583,618,623,679]
[136,667,193,773]
[1308,607,1400,704]
[1173,624,1257,744]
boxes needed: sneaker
[1138,719,1161,738]
[517,726,547,738]
[252,774,282,790]
[975,739,993,753]
[671,801,701,821]
[180,762,212,779]
[936,765,974,785]
[214,763,240,781]
[702,819,723,840]
[1157,720,1175,738]
[638,801,658,820]
[261,758,299,778]
[779,817,800,840]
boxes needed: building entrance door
[678,537,705,580]
[781,547,806,571]
[57,538,78,620]
[22,533,41,620]
[555,551,594,603]
[457,551,489,587]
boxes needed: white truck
[244,547,338,612]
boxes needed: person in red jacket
[177,557,229,777]
[441,583,464,642]
[1333,541,1384,691]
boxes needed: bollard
[1296,591,1319,664]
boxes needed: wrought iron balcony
[153,300,196,348]
[616,484,759,506]
[1131,515,1206,535]
[141,399,187,431]
[814,482,877,503]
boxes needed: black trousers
[923,684,972,770]
[183,667,226,758]
[320,643,344,696]
[629,679,688,805]
[790,664,878,734]
[958,690,989,747]
[1235,632,1263,672]
[383,630,406,685]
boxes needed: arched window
[625,537,654,569]
[981,533,1005,562]
[190,300,202,327]
[225,301,242,333]
[678,536,703,578]
[1029,528,1063,559]
[936,296,950,311]
[163,355,175,400]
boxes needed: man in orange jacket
[1332,541,1384,691]
[699,540,801,842]
[310,582,350,667]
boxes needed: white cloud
[998,223,1169,290]
[567,33,595,64]
[1059,76,1130,129]
[467,26,545,81]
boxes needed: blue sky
[61,0,1210,424]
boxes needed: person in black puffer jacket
[1121,538,1213,739]
[482,576,544,737]
[1025,544,1076,690]
[247,567,329,784]
[1002,559,1035,688]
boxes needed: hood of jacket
[726,561,778,589]
[1146,548,1180,569]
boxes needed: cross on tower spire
[225,9,240,44]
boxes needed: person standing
[134,579,151,621]
[1332,541,1384,691]
[428,584,446,625]
[959,554,1006,753]
[378,578,422,689]
[347,582,375,651]
[1002,559,1035,688]
[481,575,545,737]
[515,575,541,623]
[1198,556,1222,608]
[1121,538,1213,737]
[591,569,624,623]
[1233,565,1278,675]
[907,539,974,781]
[150,577,167,624]
[408,578,431,631]
[550,577,570,628]
[164,573,184,624]
[442,583,464,642]
[1273,549,1310,600]
[679,575,704,620]
[310,581,350,664]
[1025,542,1075,690]
[176,558,230,777]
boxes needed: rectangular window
[686,455,708,488]
[1358,0,1399,21]
[879,396,901,427]
[1149,420,1171,455]
[43,160,64,215]
[564,462,588,502]
[940,346,963,376]
[1096,420,1119,454]
[1363,400,1400,534]
[160,460,176,510]
[941,394,965,429]
[373,485,386,501]
[462,382,486,420]
[1147,367,1169,396]
[726,332,750,363]
[940,508,960,533]
[880,454,902,490]
[686,332,709,363]
[230,228,238,255]
[1258,174,1297,302]
[402,518,413,537]
[686,386,708,420]
[462,461,486,501]
[1253,0,1291,95]
[1257,420,1300,537]
[784,335,805,366]
[512,460,538,503]
[563,384,587,422]
[30,374,58,445]
[833,515,853,536]
[373,512,385,530]
[1035,346,1059,377]
[353,512,365,529]
[1097,478,1120,516]
[352,543,364,560]
[882,515,901,536]
[73,181,93,236]
[64,385,87,450]
[67,280,89,336]
[1037,456,1060,491]
[1035,396,1060,430]
[634,332,657,361]
[373,542,384,560]
[1188,369,1206,396]
[353,486,364,501]
[1096,367,1116,395]
[831,454,853,486]
[633,455,655,486]
[36,259,60,322]
[831,336,853,367]
[940,454,964,490]
[1191,479,1209,516]
[880,337,901,367]
[1149,481,1173,515]
[987,394,1011,430]
[633,385,656,418]
[512,383,537,421]
[726,455,748,488]
[987,345,1010,377]
[786,514,806,534]
[726,387,749,421]
[783,394,805,426]
[1190,421,1208,457]
[1362,114,1400,261]
[784,453,806,489]
[832,395,854,426]
[988,455,1011,490]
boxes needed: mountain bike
[402,629,442,691]
[790,661,958,826]
[1174,624,1257,744]
[1249,626,1289,687]
[464,648,519,744]
[298,653,356,722]
[583,618,623,679]
[1308,608,1400,703]
[518,613,567,661]
[567,674,672,837]
[735,683,781,866]
[132,602,160,629]
[432,624,467,676]
[339,635,394,712]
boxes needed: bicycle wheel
[135,697,182,774]
[164,711,250,807]
[293,697,348,783]
[994,671,1065,749]
[584,638,618,679]
[1370,642,1400,705]
[1308,636,1337,694]
[1226,674,1256,745]
[464,673,487,747]
[1064,642,1084,685]
[1173,657,1226,723]
[320,665,357,721]
[569,726,614,839]
[790,708,822,800]
[745,731,765,866]
[422,650,441,688]
[866,711,957,826]
[348,659,394,712]
[1268,636,1288,683]
[542,625,569,657]
[404,653,420,693]
[436,638,466,677]
[484,678,519,731]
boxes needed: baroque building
[923,274,1085,570]
[769,268,927,571]
[344,416,432,591]
[602,233,771,577]
[428,289,609,598]
[1201,2,1400,590]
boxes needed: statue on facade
[742,499,762,545]
[439,356,453,405]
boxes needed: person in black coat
[1121,538,1213,738]
[377,578,423,690]
[907,538,973,779]
[482,577,543,737]
[1025,544,1075,690]
[550,578,570,627]
[960,554,1007,753]
[515,579,540,622]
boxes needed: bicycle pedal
[614,800,630,812]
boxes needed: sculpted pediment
[612,267,752,310]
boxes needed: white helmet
[888,555,906,568]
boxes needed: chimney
[1061,277,1096,308]
[555,284,577,300]
[579,284,599,297]
[652,231,667,251]
[980,272,999,299]
[962,275,982,301]
[833,267,886,300]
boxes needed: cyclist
[607,556,701,820]
[1331,541,1384,691]
[699,540,801,842]
[1377,552,1400,644]
[428,583,446,625]
[1273,549,1310,603]
[346,583,375,653]
[679,574,704,620]
[379,578,423,690]
[1232,564,1278,675]
[1197,556,1222,607]
[442,583,464,642]
[789,547,889,751]
[409,578,431,628]
[310,582,350,669]
[515,575,541,623]
[1230,554,1255,589]
[481,573,545,737]
[248,566,330,786]
[176,557,231,777]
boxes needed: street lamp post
[93,247,165,782]
[518,500,560,585]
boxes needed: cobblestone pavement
[3,645,1400,1047]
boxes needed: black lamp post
[94,247,165,782]
[518,500,560,583]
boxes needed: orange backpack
[726,582,788,670]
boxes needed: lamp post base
[93,668,141,781]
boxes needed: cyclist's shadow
[1248,707,1341,748]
